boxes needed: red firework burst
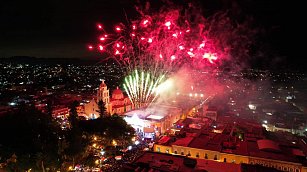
[88,5,224,77]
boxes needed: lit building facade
[84,98,99,119]
[83,80,133,118]
[52,106,69,120]
[153,121,307,172]
[124,105,183,139]
[154,139,307,172]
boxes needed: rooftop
[121,151,241,172]
[156,117,307,164]
[124,105,182,121]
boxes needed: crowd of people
[101,141,149,172]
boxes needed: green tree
[97,100,107,118]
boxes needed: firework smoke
[88,1,257,106]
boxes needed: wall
[153,142,304,172]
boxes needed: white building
[124,105,183,139]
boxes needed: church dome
[112,87,124,99]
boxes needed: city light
[0,1,305,172]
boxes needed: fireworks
[123,69,165,108]
[88,2,255,106]
[88,6,220,106]
[88,6,221,72]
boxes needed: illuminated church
[84,80,133,118]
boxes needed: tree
[68,100,79,129]
[46,98,53,119]
[104,114,135,146]
[65,100,87,168]
[0,105,61,171]
[97,100,107,118]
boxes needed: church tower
[97,80,110,104]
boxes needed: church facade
[83,80,133,118]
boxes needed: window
[166,149,169,153]
[157,147,160,152]
[205,154,208,159]
[196,153,199,158]
[214,155,217,160]
[187,151,191,156]
[181,152,184,155]
[174,151,177,154]
[223,158,226,162]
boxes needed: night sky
[0,0,305,71]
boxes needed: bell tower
[97,80,110,104]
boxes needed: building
[52,106,69,120]
[124,105,183,139]
[121,151,242,172]
[108,86,133,115]
[84,98,99,119]
[203,105,218,121]
[83,80,133,118]
[153,118,307,172]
